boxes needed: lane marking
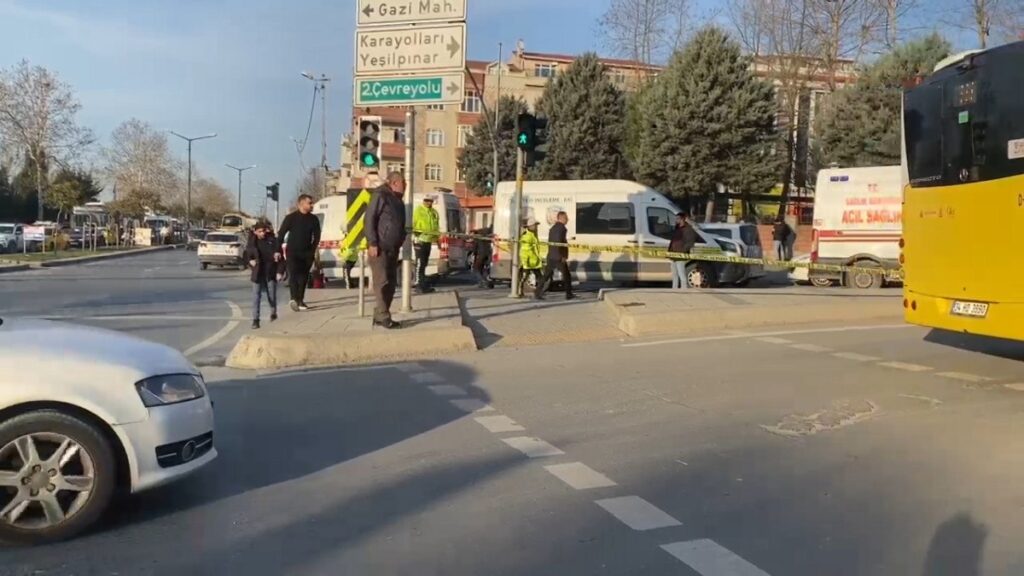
[449,399,495,413]
[624,324,913,348]
[411,372,445,384]
[544,462,617,489]
[595,496,682,531]
[936,372,993,383]
[662,539,770,576]
[879,361,933,372]
[183,301,243,358]
[41,314,237,322]
[832,352,880,362]
[1004,383,1024,392]
[474,415,525,433]
[789,343,832,353]
[755,337,793,345]
[501,436,564,458]
[427,385,466,397]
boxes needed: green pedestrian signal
[516,113,536,151]
[358,116,381,170]
[361,152,378,167]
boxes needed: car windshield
[0,225,13,234]
[189,230,208,239]
[222,216,243,227]
[206,234,238,243]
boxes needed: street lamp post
[301,71,331,198]
[169,131,217,226]
[226,163,256,213]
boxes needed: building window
[610,71,627,85]
[425,163,443,182]
[426,129,445,147]
[461,91,482,113]
[426,104,445,111]
[456,167,465,183]
[457,125,473,148]
[534,63,557,78]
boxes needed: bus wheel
[846,261,883,289]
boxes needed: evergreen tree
[635,26,780,212]
[814,34,951,169]
[47,168,103,223]
[536,53,627,180]
[457,95,529,195]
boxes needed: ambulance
[810,166,902,289]
[314,189,469,280]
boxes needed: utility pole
[402,108,416,312]
[509,147,525,298]
[169,131,217,226]
[301,71,331,198]
[226,163,256,213]
[492,42,502,192]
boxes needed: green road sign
[354,73,465,107]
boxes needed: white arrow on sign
[355,23,466,76]
[357,0,467,27]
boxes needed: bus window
[904,84,944,187]
[982,47,1024,182]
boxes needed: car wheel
[845,261,884,290]
[5,242,14,254]
[811,277,833,288]
[685,263,714,289]
[0,410,117,545]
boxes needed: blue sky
[0,0,612,210]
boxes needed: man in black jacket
[668,212,699,290]
[535,211,574,300]
[278,194,321,312]
[365,171,407,329]
[245,223,284,329]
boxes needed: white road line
[41,315,237,322]
[183,301,243,358]
[427,385,467,397]
[937,372,993,383]
[789,343,832,353]
[832,352,881,362]
[755,337,793,345]
[411,372,445,384]
[662,539,770,576]
[449,399,495,413]
[474,415,525,433]
[623,324,912,348]
[879,361,933,372]
[595,496,681,531]
[544,462,617,489]
[501,436,564,458]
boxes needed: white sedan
[0,318,216,545]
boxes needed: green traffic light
[518,133,529,145]
[362,153,378,167]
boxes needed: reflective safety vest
[519,230,542,270]
[413,205,440,243]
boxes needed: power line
[296,84,318,155]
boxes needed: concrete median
[38,245,181,267]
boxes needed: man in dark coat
[245,223,284,329]
[535,211,574,300]
[365,171,408,329]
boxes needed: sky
[0,0,616,212]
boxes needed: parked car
[0,224,24,254]
[186,229,208,251]
[0,317,216,544]
[197,231,247,270]
[699,222,767,287]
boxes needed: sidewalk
[460,291,626,349]
[226,286,476,369]
[601,287,902,337]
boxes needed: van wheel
[846,261,883,289]
[811,277,834,288]
[686,263,714,289]
[200,262,208,270]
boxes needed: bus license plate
[951,301,989,318]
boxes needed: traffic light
[527,116,549,167]
[358,116,382,170]
[516,113,536,151]
[266,182,280,202]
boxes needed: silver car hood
[0,318,197,381]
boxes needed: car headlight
[136,374,206,407]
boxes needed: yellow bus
[901,40,1024,340]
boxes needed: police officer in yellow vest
[340,244,359,289]
[413,195,441,293]
[518,217,543,297]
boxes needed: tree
[192,176,234,224]
[943,0,1024,48]
[871,0,923,49]
[457,95,530,195]
[46,168,102,224]
[815,34,951,168]
[536,53,628,180]
[102,119,181,215]
[623,81,656,172]
[295,167,326,201]
[0,60,94,221]
[598,0,691,65]
[634,26,781,218]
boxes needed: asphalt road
[2,302,1024,574]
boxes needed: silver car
[699,223,766,286]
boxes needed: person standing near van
[519,218,543,297]
[669,212,698,290]
[784,221,797,261]
[278,194,321,311]
[772,217,790,261]
[413,195,440,294]
[245,222,284,329]
[536,211,574,300]
[365,171,407,329]
[472,225,494,288]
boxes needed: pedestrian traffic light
[526,116,549,167]
[358,116,382,170]
[516,113,536,151]
[266,182,280,202]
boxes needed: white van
[811,166,902,289]
[491,180,747,287]
[314,190,468,280]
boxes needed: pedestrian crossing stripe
[341,189,372,251]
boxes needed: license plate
[951,301,989,318]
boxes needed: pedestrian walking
[365,171,407,329]
[772,217,790,261]
[471,225,494,289]
[668,212,698,290]
[413,195,440,294]
[518,218,543,297]
[245,223,284,329]
[535,211,574,300]
[277,194,321,312]
[341,244,359,289]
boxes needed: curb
[36,245,181,268]
[0,264,30,274]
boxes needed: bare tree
[0,60,94,221]
[944,0,1024,48]
[871,0,922,48]
[598,0,691,64]
[295,168,325,201]
[805,0,878,89]
[102,118,181,213]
